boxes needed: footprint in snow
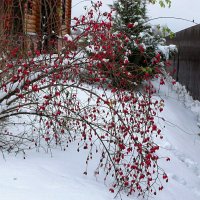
[161,140,200,177]
[174,152,200,177]
[171,174,187,185]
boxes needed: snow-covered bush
[0,1,170,198]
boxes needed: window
[40,0,60,51]
[27,1,33,15]
[2,0,24,34]
[12,0,24,34]
[62,0,66,25]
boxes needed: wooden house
[0,0,72,51]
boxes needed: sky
[147,0,200,32]
[71,0,200,33]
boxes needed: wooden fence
[167,24,200,101]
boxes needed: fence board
[167,24,200,100]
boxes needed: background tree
[111,0,172,83]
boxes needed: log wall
[0,0,72,52]
[24,0,72,36]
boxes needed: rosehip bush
[0,1,169,198]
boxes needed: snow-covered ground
[0,80,200,200]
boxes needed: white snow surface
[1,80,200,200]
[156,44,177,60]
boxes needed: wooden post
[66,0,72,35]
